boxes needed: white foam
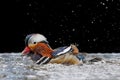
[0,53,120,80]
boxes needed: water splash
[0,53,120,80]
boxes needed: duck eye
[33,42,37,44]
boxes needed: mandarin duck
[21,33,85,65]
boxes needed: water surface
[0,53,120,80]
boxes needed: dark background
[1,0,120,53]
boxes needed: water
[0,53,120,80]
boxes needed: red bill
[21,46,31,56]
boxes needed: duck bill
[21,46,31,56]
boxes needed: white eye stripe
[28,34,48,44]
[28,35,35,44]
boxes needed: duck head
[21,33,48,56]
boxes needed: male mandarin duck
[21,33,85,65]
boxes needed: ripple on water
[0,53,120,80]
